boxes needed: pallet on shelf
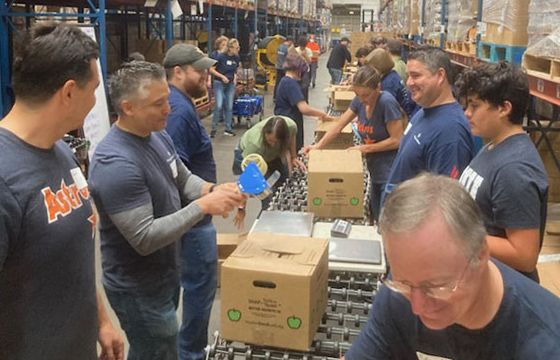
[445,40,477,56]
[523,54,560,82]
[478,41,526,64]
[425,37,443,48]
[193,93,210,107]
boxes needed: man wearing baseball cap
[163,43,222,360]
[326,37,351,84]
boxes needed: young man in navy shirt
[384,46,475,196]
[456,62,548,282]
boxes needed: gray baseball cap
[163,43,217,69]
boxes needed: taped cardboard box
[221,233,329,351]
[307,150,364,218]
[314,121,354,149]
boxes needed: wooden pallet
[425,37,443,48]
[445,40,477,56]
[193,93,210,107]
[523,54,560,82]
[477,41,526,64]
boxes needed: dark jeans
[179,222,218,360]
[370,182,385,224]
[105,283,180,360]
[274,68,285,99]
[309,61,318,86]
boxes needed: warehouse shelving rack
[0,0,324,117]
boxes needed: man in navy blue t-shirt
[384,46,474,197]
[0,22,124,360]
[164,44,221,360]
[345,174,560,360]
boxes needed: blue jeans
[212,80,235,132]
[179,222,217,360]
[328,68,343,84]
[105,283,180,360]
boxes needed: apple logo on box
[227,308,242,322]
[287,315,302,329]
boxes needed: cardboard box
[220,234,329,351]
[217,233,247,288]
[314,120,354,149]
[333,91,355,112]
[307,150,364,218]
[217,233,247,260]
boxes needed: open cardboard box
[314,120,354,149]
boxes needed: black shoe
[224,130,236,137]
[210,130,216,138]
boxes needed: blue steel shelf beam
[0,0,106,117]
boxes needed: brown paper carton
[217,233,248,287]
[333,90,355,112]
[217,233,248,260]
[220,234,329,351]
[314,121,354,149]
[307,150,364,218]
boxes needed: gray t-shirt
[0,128,97,359]
[89,127,190,291]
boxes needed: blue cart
[232,94,264,128]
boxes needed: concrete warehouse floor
[95,52,560,356]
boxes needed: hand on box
[348,144,367,153]
[318,113,335,122]
[303,144,317,157]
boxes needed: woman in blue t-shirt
[366,48,419,119]
[305,66,404,223]
[274,53,329,151]
[209,38,240,137]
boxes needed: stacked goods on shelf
[422,0,444,47]
[350,32,371,57]
[479,0,529,63]
[446,0,478,55]
[522,28,560,81]
[393,0,420,36]
[409,0,420,36]
[268,0,278,12]
[288,0,298,15]
[527,0,560,47]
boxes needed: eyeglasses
[381,260,472,301]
